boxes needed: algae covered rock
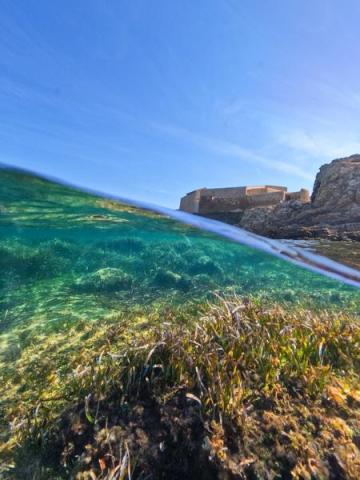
[282,289,296,301]
[152,269,192,291]
[0,242,67,279]
[188,256,223,276]
[73,267,133,293]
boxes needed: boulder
[311,154,360,209]
[74,267,133,293]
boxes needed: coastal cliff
[239,154,360,240]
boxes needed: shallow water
[1,166,360,472]
[1,166,359,343]
[283,238,360,271]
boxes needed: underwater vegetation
[0,166,360,478]
[1,297,360,479]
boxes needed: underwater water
[1,166,359,340]
[0,166,360,474]
[1,166,360,342]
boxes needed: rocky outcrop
[239,154,360,240]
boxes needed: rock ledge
[239,155,360,240]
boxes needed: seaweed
[2,297,360,479]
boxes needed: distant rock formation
[239,154,360,240]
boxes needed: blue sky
[1,1,360,207]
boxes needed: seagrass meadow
[0,166,360,479]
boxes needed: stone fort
[179,185,310,221]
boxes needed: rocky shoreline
[237,155,360,240]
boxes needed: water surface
[283,238,360,271]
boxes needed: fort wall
[199,194,249,214]
[201,186,247,199]
[179,189,204,213]
[179,184,310,216]
[245,185,287,196]
[247,190,286,207]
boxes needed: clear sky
[1,1,360,207]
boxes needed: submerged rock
[152,269,192,291]
[187,256,223,276]
[73,267,133,293]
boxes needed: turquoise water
[1,166,360,473]
[1,166,359,342]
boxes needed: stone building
[179,185,310,222]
